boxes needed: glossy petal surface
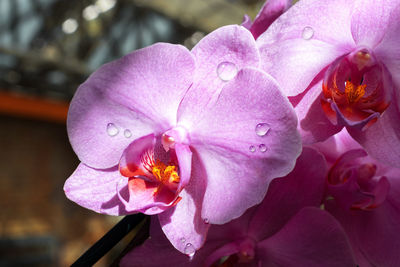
[257,0,355,96]
[64,163,128,215]
[258,207,355,267]
[68,43,195,169]
[189,68,301,224]
[178,25,260,129]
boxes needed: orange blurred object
[0,91,69,123]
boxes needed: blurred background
[0,0,265,265]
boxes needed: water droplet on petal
[249,145,256,153]
[255,123,270,136]
[184,243,196,258]
[259,144,267,152]
[217,61,238,81]
[180,237,186,243]
[106,123,119,136]
[302,26,314,40]
[204,218,209,224]
[124,129,132,138]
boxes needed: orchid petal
[375,4,400,110]
[257,207,355,267]
[118,177,173,215]
[119,134,155,178]
[248,147,326,239]
[188,68,300,224]
[159,161,209,255]
[177,25,260,128]
[175,143,192,192]
[256,0,355,96]
[258,39,352,97]
[249,0,292,40]
[120,217,224,267]
[120,217,194,267]
[312,128,363,164]
[351,0,398,48]
[64,163,129,215]
[241,14,252,30]
[292,81,342,144]
[348,102,400,168]
[67,43,195,169]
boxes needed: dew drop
[204,218,209,224]
[249,145,256,153]
[302,26,314,40]
[184,243,196,258]
[150,207,158,212]
[255,123,270,136]
[259,144,267,152]
[124,129,132,138]
[106,123,119,136]
[180,237,186,243]
[216,61,238,81]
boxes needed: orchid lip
[321,50,391,130]
[117,134,184,214]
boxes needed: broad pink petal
[120,217,224,267]
[64,163,129,215]
[249,0,292,40]
[158,191,209,255]
[67,43,195,169]
[258,39,352,97]
[374,4,400,111]
[159,150,208,254]
[326,174,400,266]
[189,68,301,224]
[256,0,355,96]
[248,147,326,239]
[257,207,355,267]
[348,102,400,168]
[351,0,398,48]
[178,25,259,128]
[292,80,342,144]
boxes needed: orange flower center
[344,80,366,104]
[151,160,180,185]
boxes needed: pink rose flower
[257,0,400,167]
[64,25,301,255]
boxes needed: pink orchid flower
[120,148,356,267]
[257,0,400,167]
[242,0,292,40]
[64,25,301,255]
[314,129,400,266]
